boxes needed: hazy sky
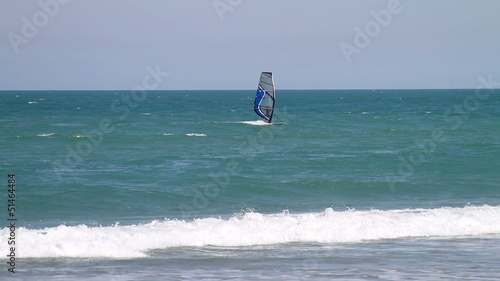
[2,0,500,90]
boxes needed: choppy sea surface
[1,89,499,280]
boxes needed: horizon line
[1,88,498,92]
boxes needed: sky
[1,0,500,90]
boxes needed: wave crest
[2,205,499,258]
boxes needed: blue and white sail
[254,72,275,123]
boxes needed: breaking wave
[1,205,499,258]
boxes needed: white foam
[213,120,272,126]
[2,205,499,258]
[37,133,55,137]
[239,120,272,126]
[186,133,206,137]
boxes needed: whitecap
[3,205,499,258]
[37,133,55,137]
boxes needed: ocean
[1,89,499,280]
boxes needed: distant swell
[1,205,499,258]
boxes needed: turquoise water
[1,89,500,280]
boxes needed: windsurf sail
[254,72,275,123]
